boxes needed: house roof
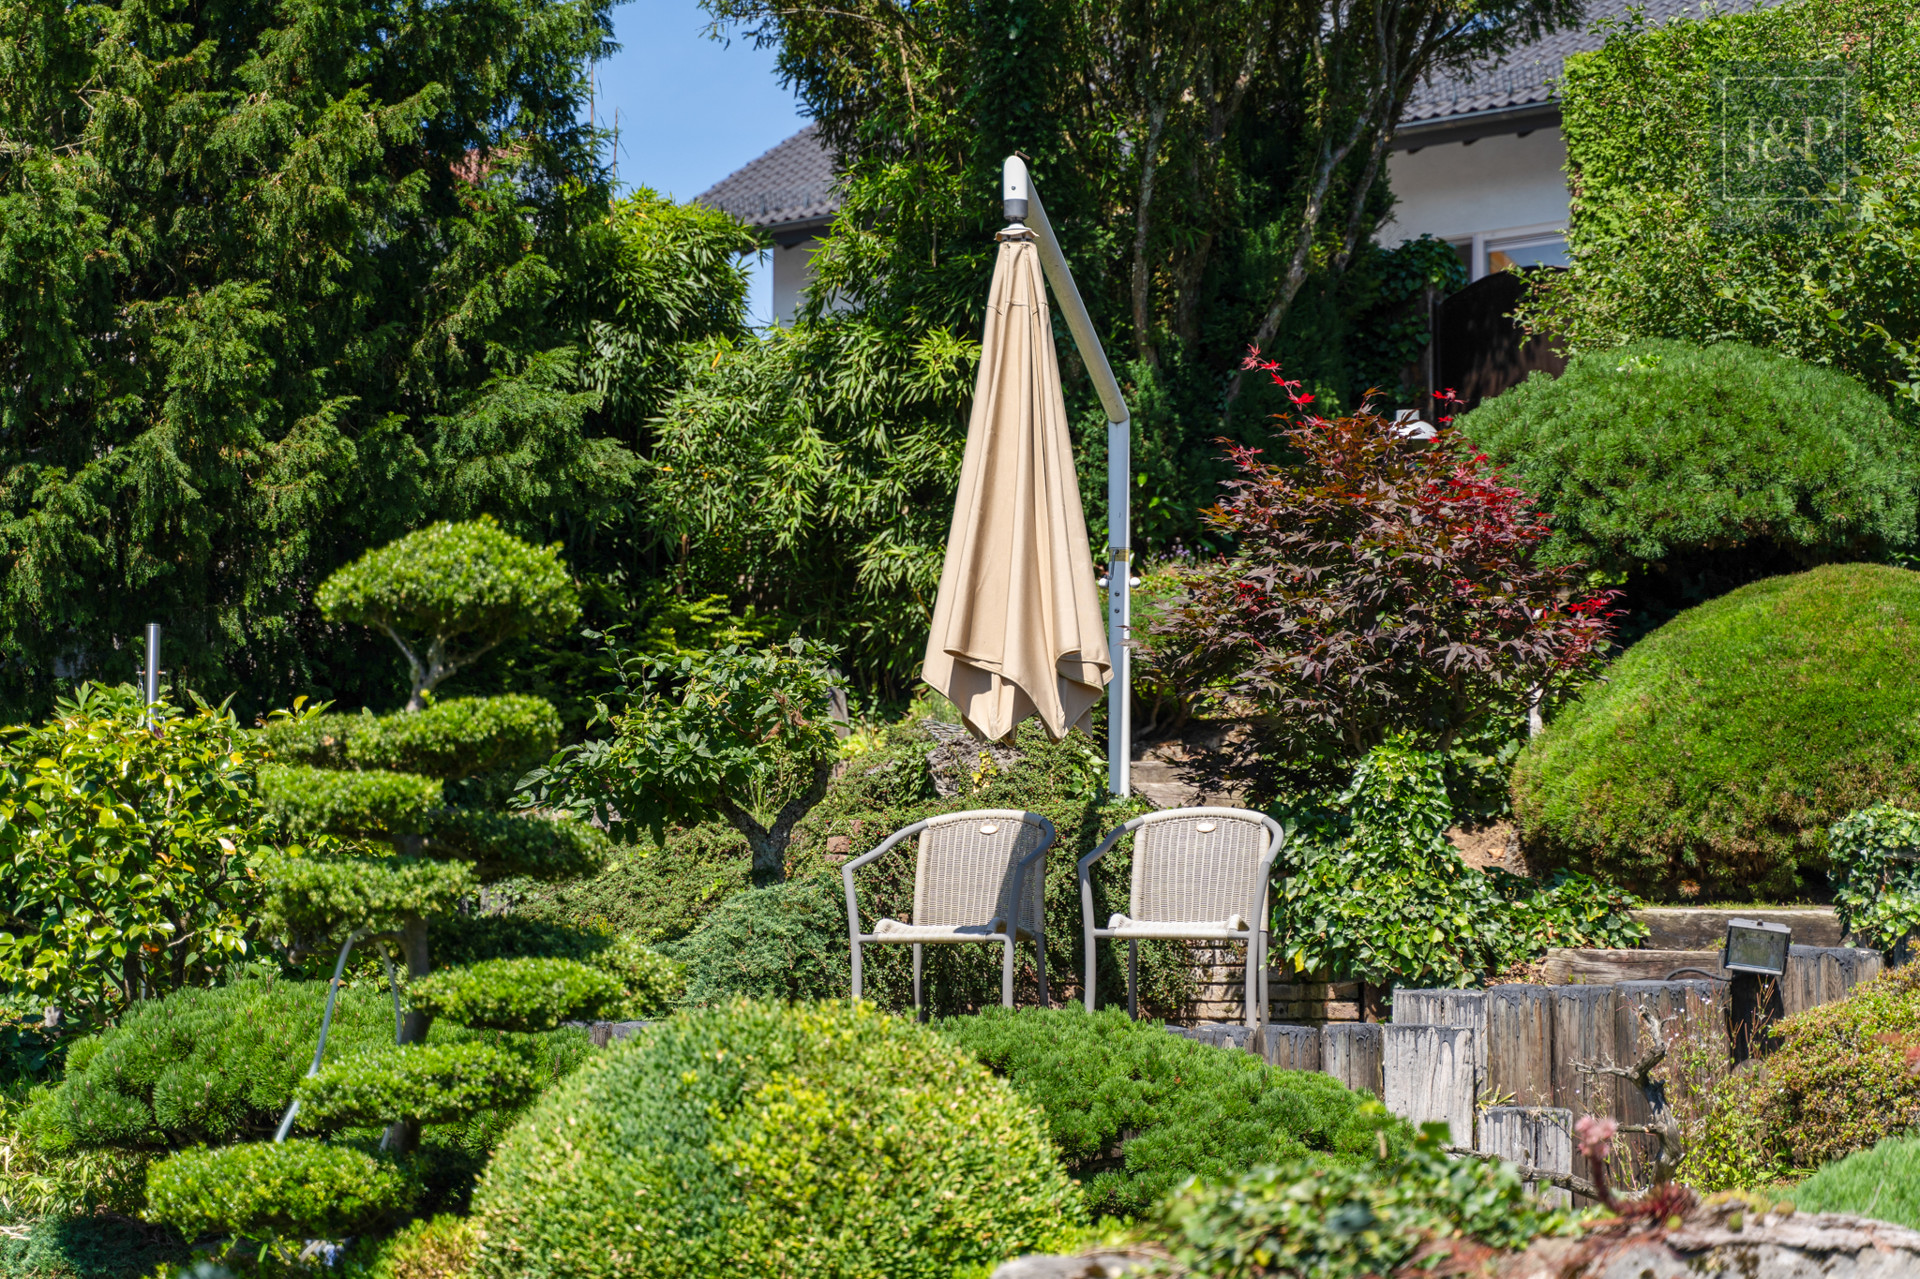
[699,0,1783,217]
[694,122,837,236]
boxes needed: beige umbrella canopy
[922,232,1112,742]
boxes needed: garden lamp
[1724,917,1791,1062]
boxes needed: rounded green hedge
[1458,339,1917,577]
[1512,563,1920,897]
[146,1139,418,1241]
[469,1000,1081,1279]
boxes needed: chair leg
[851,938,864,1005]
[912,943,924,1021]
[1002,938,1015,1009]
[1085,927,1098,1013]
[1127,940,1138,1021]
[1244,934,1259,1033]
[1035,933,1048,1008]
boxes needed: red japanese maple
[1150,352,1616,758]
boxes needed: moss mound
[469,1000,1081,1279]
[1512,563,1920,898]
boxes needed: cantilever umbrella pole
[1001,156,1131,797]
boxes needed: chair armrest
[842,821,929,937]
[1244,817,1290,936]
[1078,816,1145,933]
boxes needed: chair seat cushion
[1104,913,1250,940]
[872,917,1032,942]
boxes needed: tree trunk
[723,756,837,888]
[382,915,434,1154]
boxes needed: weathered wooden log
[1781,945,1884,1018]
[1485,984,1555,1107]
[1477,1105,1573,1207]
[1550,984,1617,1203]
[1540,948,1730,984]
[1392,988,1487,1031]
[1321,1022,1384,1097]
[1260,1022,1322,1072]
[1383,1023,1479,1147]
[1611,979,1727,1185]
[1632,907,1842,949]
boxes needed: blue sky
[594,0,808,324]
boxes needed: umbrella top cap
[996,224,1035,243]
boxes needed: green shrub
[27,977,586,1155]
[1512,564,1920,898]
[261,851,476,939]
[663,872,851,1005]
[258,764,442,839]
[0,1214,186,1279]
[937,1006,1409,1218]
[407,959,622,1033]
[424,809,607,881]
[1276,739,1644,988]
[296,1043,538,1131]
[1458,340,1916,580]
[317,519,581,712]
[501,824,754,945]
[1826,803,1920,949]
[1792,1136,1920,1230]
[146,1140,418,1241]
[469,1000,1081,1279]
[348,697,560,780]
[1518,0,1920,407]
[1761,963,1920,1171]
[0,687,272,1023]
[1154,1126,1570,1279]
[427,919,684,1019]
[357,1214,479,1279]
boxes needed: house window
[1486,233,1568,273]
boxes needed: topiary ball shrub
[1458,339,1917,592]
[1512,564,1920,898]
[937,1006,1410,1218]
[661,871,851,1005]
[469,1000,1082,1279]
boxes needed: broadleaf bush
[1826,802,1920,949]
[1155,1125,1571,1279]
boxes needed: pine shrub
[1512,564,1920,898]
[145,1140,418,1241]
[1458,340,1916,582]
[937,1006,1410,1218]
[469,1000,1081,1279]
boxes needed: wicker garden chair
[1079,807,1287,1030]
[842,809,1056,1014]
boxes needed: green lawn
[1791,1136,1920,1229]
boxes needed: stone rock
[990,1248,1162,1279]
[923,718,1023,798]
[1493,1206,1920,1279]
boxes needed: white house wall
[772,237,820,325]
[1381,127,1570,277]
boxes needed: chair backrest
[913,810,1053,933]
[1129,808,1277,926]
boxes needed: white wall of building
[1381,126,1571,279]
[771,237,822,325]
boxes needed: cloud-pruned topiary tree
[318,518,581,713]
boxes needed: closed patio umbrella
[921,229,1111,742]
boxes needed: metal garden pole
[1001,156,1132,796]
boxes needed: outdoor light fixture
[1724,917,1792,1063]
[1392,410,1437,441]
[1723,917,1792,976]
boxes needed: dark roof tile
[694,122,836,229]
